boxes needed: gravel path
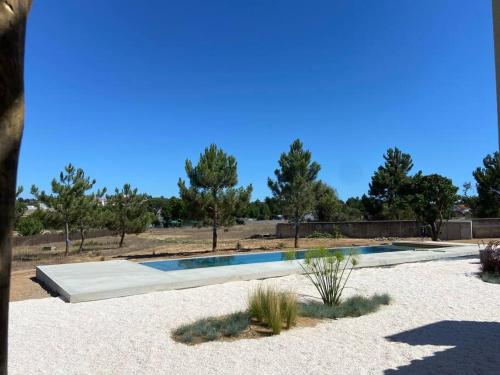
[9,258,500,374]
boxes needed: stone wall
[471,218,500,238]
[276,220,474,241]
[12,229,114,247]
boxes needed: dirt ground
[9,220,487,302]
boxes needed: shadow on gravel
[384,320,500,375]
[29,277,59,298]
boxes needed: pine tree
[473,152,500,217]
[313,181,343,222]
[178,144,252,251]
[364,147,414,220]
[105,184,152,248]
[31,164,97,255]
[74,189,106,253]
[268,139,320,248]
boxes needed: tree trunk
[294,217,299,248]
[212,207,217,252]
[430,222,438,241]
[64,221,70,256]
[119,229,125,248]
[0,1,31,373]
[78,228,85,253]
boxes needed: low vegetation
[172,279,390,345]
[298,294,391,319]
[172,311,250,344]
[307,228,342,239]
[480,241,500,284]
[16,216,43,236]
[298,247,358,306]
[248,286,298,334]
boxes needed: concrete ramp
[35,259,303,303]
[36,261,172,303]
[36,245,479,303]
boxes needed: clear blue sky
[19,0,497,200]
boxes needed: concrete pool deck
[36,243,480,303]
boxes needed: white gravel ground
[9,258,500,375]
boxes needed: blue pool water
[141,245,412,272]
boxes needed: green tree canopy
[473,152,500,217]
[147,196,186,227]
[14,186,26,227]
[268,139,320,247]
[31,164,97,255]
[410,173,458,241]
[178,144,252,251]
[73,189,106,252]
[343,197,366,221]
[364,147,415,220]
[246,200,272,220]
[105,184,152,248]
[312,181,343,222]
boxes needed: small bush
[281,292,298,329]
[16,216,44,236]
[307,228,342,239]
[480,241,500,274]
[172,311,250,344]
[299,247,358,306]
[248,285,298,334]
[298,294,391,319]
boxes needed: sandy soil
[8,258,500,374]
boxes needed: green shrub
[172,311,250,344]
[16,216,44,236]
[248,285,298,334]
[298,293,391,319]
[307,228,342,239]
[299,247,358,306]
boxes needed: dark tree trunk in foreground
[0,1,31,373]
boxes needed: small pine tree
[74,190,106,253]
[268,139,320,248]
[178,144,252,251]
[105,184,152,248]
[31,164,97,255]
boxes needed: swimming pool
[141,245,413,272]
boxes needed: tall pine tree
[363,147,414,220]
[178,144,252,251]
[268,139,320,248]
[31,164,97,255]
